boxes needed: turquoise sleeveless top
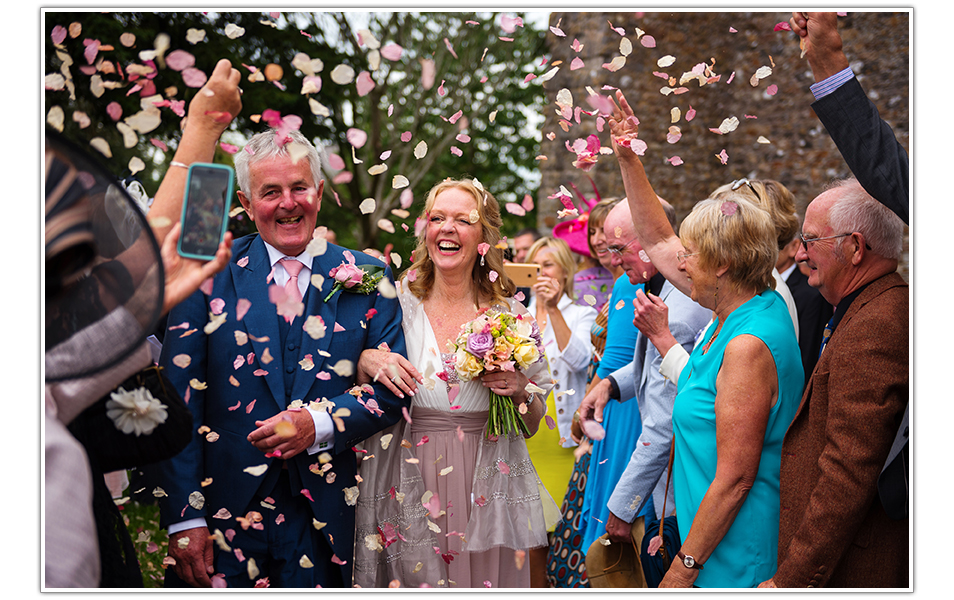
[673,290,803,587]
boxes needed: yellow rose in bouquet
[514,343,541,370]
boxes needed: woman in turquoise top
[607,88,803,587]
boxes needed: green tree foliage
[44,11,547,262]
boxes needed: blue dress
[673,290,803,587]
[579,277,655,552]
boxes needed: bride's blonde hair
[403,177,515,305]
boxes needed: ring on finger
[391,375,400,383]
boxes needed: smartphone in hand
[177,163,234,261]
[502,262,541,287]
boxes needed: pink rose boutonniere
[324,252,385,302]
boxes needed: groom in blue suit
[155,129,409,588]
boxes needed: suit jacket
[785,267,833,386]
[605,280,711,521]
[813,76,909,225]
[775,272,908,588]
[154,234,410,582]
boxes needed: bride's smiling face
[426,187,482,276]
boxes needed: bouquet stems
[486,391,530,440]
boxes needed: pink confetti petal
[523,73,537,84]
[500,14,523,33]
[400,131,412,143]
[300,488,314,502]
[569,57,584,70]
[246,399,257,413]
[51,25,67,45]
[381,43,403,61]
[346,128,368,148]
[199,278,214,295]
[228,400,241,411]
[83,38,101,64]
[505,203,526,216]
[448,110,463,124]
[316,371,331,380]
[253,369,268,377]
[497,460,510,475]
[356,71,375,97]
[402,405,413,423]
[211,574,227,588]
[666,156,684,166]
[236,298,251,321]
[334,322,346,332]
[686,106,696,121]
[443,38,458,59]
[423,492,442,518]
[774,22,792,31]
[716,149,729,165]
[106,102,122,121]
[648,535,663,556]
[488,270,498,282]
[580,418,605,441]
[729,26,738,33]
[447,384,460,405]
[181,67,208,88]
[331,555,348,566]
[550,26,566,37]
[456,425,464,442]
[233,355,246,370]
[210,298,225,315]
[767,84,778,96]
[237,255,249,268]
[640,35,656,48]
[545,414,557,430]
[166,49,196,71]
[150,138,168,152]
[327,153,345,171]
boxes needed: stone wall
[537,11,909,280]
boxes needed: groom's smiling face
[237,155,323,257]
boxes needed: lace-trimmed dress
[353,285,557,589]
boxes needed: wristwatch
[677,550,704,570]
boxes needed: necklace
[701,324,721,355]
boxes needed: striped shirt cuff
[810,66,855,100]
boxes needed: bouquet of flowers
[451,308,545,439]
[324,257,385,302]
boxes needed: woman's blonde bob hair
[402,178,515,305]
[526,236,578,299]
[710,179,799,251]
[680,193,778,293]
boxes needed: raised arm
[790,12,909,224]
[149,58,243,243]
[607,90,690,296]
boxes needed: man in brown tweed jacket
[759,178,908,588]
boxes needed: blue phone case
[177,163,234,261]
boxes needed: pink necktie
[281,257,303,304]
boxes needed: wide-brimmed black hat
[44,130,164,382]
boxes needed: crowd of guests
[45,12,908,589]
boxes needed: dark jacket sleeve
[812,77,909,225]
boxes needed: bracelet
[170,161,189,169]
[522,392,538,408]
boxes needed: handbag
[69,364,193,472]
[585,516,647,588]
[639,438,681,588]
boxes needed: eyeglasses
[730,178,761,203]
[606,238,639,258]
[676,250,698,263]
[797,232,852,252]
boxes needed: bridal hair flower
[106,385,169,436]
